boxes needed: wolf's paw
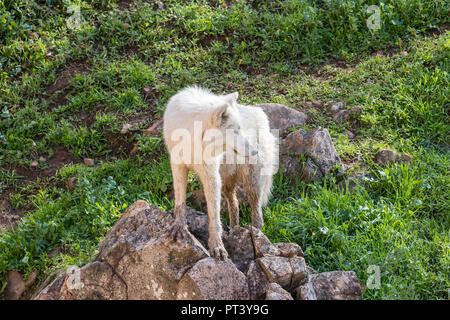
[169,221,188,241]
[209,244,229,261]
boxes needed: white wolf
[163,86,277,259]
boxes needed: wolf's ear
[213,103,229,127]
[223,92,239,105]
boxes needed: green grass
[0,0,449,299]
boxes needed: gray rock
[332,106,362,124]
[295,281,317,300]
[375,149,396,166]
[223,226,255,273]
[250,226,281,258]
[257,256,293,289]
[58,262,127,300]
[289,256,308,288]
[257,103,307,136]
[185,207,210,249]
[296,271,363,300]
[265,283,293,300]
[328,102,344,113]
[280,127,341,181]
[375,149,413,166]
[176,257,249,300]
[246,260,270,300]
[96,202,209,300]
[273,242,304,258]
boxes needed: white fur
[163,86,277,259]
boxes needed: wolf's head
[202,92,258,160]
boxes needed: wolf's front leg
[170,164,189,240]
[198,165,229,260]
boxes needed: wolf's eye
[221,114,229,125]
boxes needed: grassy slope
[0,1,449,299]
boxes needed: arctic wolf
[163,86,277,259]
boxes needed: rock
[25,269,38,287]
[301,158,324,181]
[35,199,363,301]
[301,127,341,175]
[375,149,413,166]
[328,102,344,113]
[257,103,307,136]
[185,207,210,249]
[37,200,209,300]
[296,271,363,300]
[96,202,209,300]
[375,149,396,165]
[176,257,249,300]
[273,242,304,258]
[295,281,317,300]
[223,226,255,273]
[4,269,38,300]
[4,270,26,300]
[66,177,77,191]
[265,283,293,300]
[257,255,307,291]
[58,262,127,300]
[144,118,163,136]
[280,127,341,181]
[399,153,413,164]
[246,260,270,300]
[83,158,94,166]
[338,174,373,193]
[120,123,132,134]
[332,106,362,124]
[257,256,292,289]
[250,226,281,258]
[289,256,308,288]
[311,100,323,108]
[344,129,356,139]
[34,274,66,300]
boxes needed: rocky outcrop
[34,200,363,300]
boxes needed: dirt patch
[0,148,79,231]
[0,189,24,232]
[46,61,90,110]
[199,34,229,48]
[117,0,135,10]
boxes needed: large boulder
[35,201,209,300]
